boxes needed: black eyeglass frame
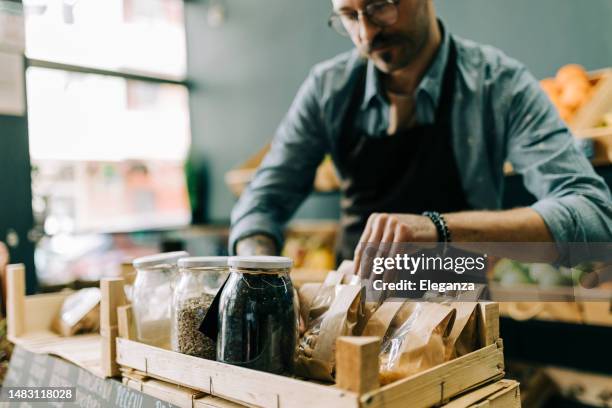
[328,0,401,37]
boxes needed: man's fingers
[355,213,388,277]
[353,213,378,275]
[375,215,397,261]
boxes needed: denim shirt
[229,25,612,253]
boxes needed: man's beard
[362,25,430,72]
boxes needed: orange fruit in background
[560,81,590,111]
[558,106,573,123]
[556,64,589,85]
[540,78,560,97]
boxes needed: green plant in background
[0,318,14,383]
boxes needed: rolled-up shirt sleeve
[229,70,328,254]
[505,67,612,243]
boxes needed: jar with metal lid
[132,251,188,347]
[217,256,297,375]
[171,256,229,359]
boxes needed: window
[24,0,192,235]
[24,0,186,79]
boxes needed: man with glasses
[230,0,612,266]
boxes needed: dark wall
[0,113,36,294]
[184,0,612,223]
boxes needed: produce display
[282,230,336,271]
[128,254,487,387]
[491,258,597,288]
[540,64,595,123]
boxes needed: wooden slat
[10,329,105,377]
[100,278,127,329]
[123,376,206,407]
[479,303,500,347]
[117,305,137,340]
[442,380,520,408]
[359,340,505,408]
[336,337,380,394]
[116,338,359,408]
[194,395,248,408]
[101,278,127,377]
[25,292,72,333]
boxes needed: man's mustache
[362,33,406,54]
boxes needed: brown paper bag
[297,283,321,325]
[295,284,366,381]
[444,302,481,360]
[362,300,407,338]
[307,271,347,324]
[379,302,456,385]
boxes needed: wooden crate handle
[335,336,380,394]
[6,264,25,339]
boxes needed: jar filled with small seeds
[171,256,229,359]
[217,256,297,375]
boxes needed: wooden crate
[123,375,520,408]
[114,275,505,408]
[224,144,340,197]
[545,366,612,407]
[491,283,612,326]
[122,370,248,408]
[571,69,612,130]
[5,264,125,377]
[442,380,520,408]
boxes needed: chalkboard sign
[2,346,179,408]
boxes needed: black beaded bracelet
[422,211,451,243]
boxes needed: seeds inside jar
[174,295,216,359]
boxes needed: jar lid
[178,256,229,268]
[228,256,293,270]
[133,251,189,269]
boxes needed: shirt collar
[360,20,451,111]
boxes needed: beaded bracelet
[422,211,451,243]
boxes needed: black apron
[334,39,470,261]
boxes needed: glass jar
[171,256,229,359]
[217,256,297,375]
[132,251,188,347]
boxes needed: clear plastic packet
[52,288,101,336]
[379,302,456,385]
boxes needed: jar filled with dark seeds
[217,256,297,375]
[171,257,229,359]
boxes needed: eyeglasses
[328,0,400,37]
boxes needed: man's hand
[235,234,278,256]
[352,209,557,278]
[353,213,438,278]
